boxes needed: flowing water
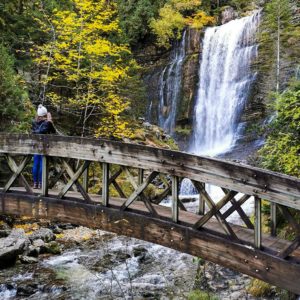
[158,30,187,134]
[180,12,260,220]
[190,12,260,156]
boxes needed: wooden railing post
[255,196,262,249]
[172,175,179,223]
[83,164,89,193]
[198,183,205,215]
[270,202,277,236]
[42,156,49,196]
[138,168,144,185]
[102,162,109,206]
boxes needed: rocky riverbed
[0,216,289,299]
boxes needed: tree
[258,0,294,92]
[0,44,34,132]
[149,0,215,48]
[116,0,164,45]
[259,80,300,177]
[34,0,136,138]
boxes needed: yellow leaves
[150,5,186,48]
[186,11,216,29]
[150,0,214,48]
[34,0,135,139]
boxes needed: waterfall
[190,12,260,156]
[158,30,187,134]
[181,12,260,196]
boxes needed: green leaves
[259,81,300,177]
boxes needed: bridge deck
[6,187,300,262]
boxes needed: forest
[0,0,299,176]
[0,0,299,298]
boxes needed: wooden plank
[193,181,239,241]
[58,160,90,199]
[102,162,109,206]
[82,165,89,193]
[255,197,262,249]
[4,155,32,193]
[42,156,49,196]
[222,194,251,219]
[138,169,144,185]
[278,236,300,259]
[172,176,179,223]
[1,134,299,208]
[98,167,122,194]
[122,167,158,215]
[193,190,238,228]
[152,185,171,204]
[221,188,253,230]
[278,205,300,234]
[198,183,205,215]
[271,203,277,237]
[121,171,158,210]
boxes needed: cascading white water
[158,30,187,134]
[181,12,260,201]
[190,12,260,156]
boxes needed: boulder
[44,241,62,255]
[19,255,38,264]
[29,228,55,243]
[0,229,29,268]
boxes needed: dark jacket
[32,120,56,134]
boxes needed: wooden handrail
[0,133,299,208]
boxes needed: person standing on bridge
[32,104,56,189]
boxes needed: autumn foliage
[34,0,134,138]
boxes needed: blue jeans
[33,155,43,184]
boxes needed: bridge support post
[42,156,49,196]
[138,169,144,185]
[255,196,262,249]
[198,183,205,215]
[172,176,179,223]
[102,163,109,206]
[271,203,277,236]
[83,165,89,193]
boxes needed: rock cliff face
[138,27,203,139]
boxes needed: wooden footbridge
[0,134,300,293]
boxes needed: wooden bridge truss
[0,134,300,293]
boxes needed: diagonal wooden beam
[278,236,300,259]
[278,205,300,235]
[221,188,253,229]
[193,189,238,229]
[48,161,67,189]
[98,167,126,198]
[4,155,33,194]
[192,181,239,241]
[58,159,91,200]
[122,167,158,215]
[152,185,172,204]
[120,170,159,211]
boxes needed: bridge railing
[0,134,300,259]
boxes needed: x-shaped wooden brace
[3,155,33,194]
[278,205,300,259]
[58,159,91,201]
[120,167,159,215]
[221,188,253,229]
[152,174,187,211]
[192,181,239,241]
[98,167,126,198]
